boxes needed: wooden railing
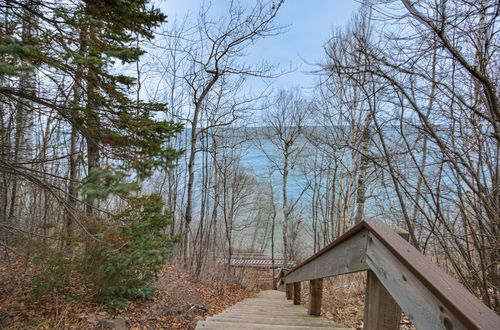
[280,219,500,330]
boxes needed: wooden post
[308,278,323,316]
[364,270,401,330]
[364,228,408,330]
[286,283,293,300]
[392,226,410,241]
[293,282,301,305]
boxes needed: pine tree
[1,0,183,308]
[55,0,181,212]
[55,0,183,306]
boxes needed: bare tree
[257,89,310,263]
[316,0,499,310]
[157,0,285,264]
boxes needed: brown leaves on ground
[300,273,366,329]
[0,255,257,329]
[299,273,415,329]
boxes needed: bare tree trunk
[373,113,420,250]
[282,152,289,263]
[354,111,373,223]
[184,119,198,265]
[269,182,277,289]
[0,79,8,234]
[83,10,99,216]
[9,0,37,224]
[64,34,85,248]
[64,127,78,249]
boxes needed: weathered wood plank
[308,278,323,316]
[366,233,467,330]
[286,283,293,300]
[196,290,350,329]
[197,321,352,329]
[363,224,407,329]
[363,270,401,330]
[285,229,369,283]
[365,219,500,330]
[293,282,301,305]
[282,219,500,329]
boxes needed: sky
[157,0,361,94]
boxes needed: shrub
[32,169,178,310]
[80,194,177,309]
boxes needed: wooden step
[197,320,352,329]
[195,290,350,329]
[207,316,336,327]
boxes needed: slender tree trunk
[373,114,420,250]
[282,152,289,263]
[184,125,197,265]
[0,78,8,233]
[354,111,373,224]
[65,127,78,248]
[9,0,37,225]
[184,76,218,266]
[84,10,99,216]
[65,38,84,248]
[269,181,277,289]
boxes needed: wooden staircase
[197,220,500,329]
[196,290,350,329]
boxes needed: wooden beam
[285,283,293,300]
[364,225,407,329]
[285,230,369,283]
[391,226,409,241]
[366,220,500,329]
[366,233,467,330]
[308,279,323,316]
[364,270,401,330]
[293,282,301,305]
[283,219,500,329]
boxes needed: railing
[280,219,500,330]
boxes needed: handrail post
[308,278,323,316]
[286,283,293,300]
[363,226,408,330]
[293,282,301,305]
[363,270,401,330]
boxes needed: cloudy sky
[157,0,361,93]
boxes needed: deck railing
[280,219,500,330]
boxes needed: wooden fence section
[281,219,500,330]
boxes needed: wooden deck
[196,290,351,329]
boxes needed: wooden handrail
[275,267,287,286]
[283,219,500,330]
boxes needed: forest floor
[0,255,257,329]
[0,255,412,329]
[298,273,366,329]
[299,273,414,329]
